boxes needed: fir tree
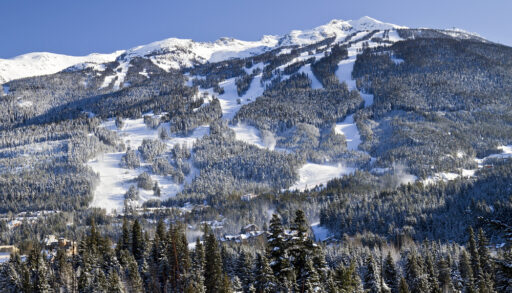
[468,227,482,283]
[459,250,476,293]
[107,270,124,293]
[254,253,277,293]
[132,219,144,265]
[438,258,454,293]
[477,229,494,293]
[425,254,440,293]
[383,252,398,293]
[188,238,206,293]
[405,252,428,293]
[364,255,381,293]
[334,261,361,293]
[267,213,293,287]
[236,250,254,292]
[494,248,512,293]
[204,230,224,293]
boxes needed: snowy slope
[0,51,124,83]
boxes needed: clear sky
[1,0,511,58]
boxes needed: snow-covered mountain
[0,51,124,84]
[0,16,408,83]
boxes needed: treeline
[1,211,511,292]
[319,160,512,243]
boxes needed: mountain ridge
[1,16,408,84]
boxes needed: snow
[17,100,33,108]
[2,84,8,95]
[424,145,512,185]
[290,163,355,191]
[231,123,266,149]
[0,51,123,83]
[279,16,406,46]
[334,115,361,151]
[100,61,131,90]
[0,17,406,83]
[88,114,209,214]
[139,69,149,78]
[298,64,323,89]
[311,222,331,242]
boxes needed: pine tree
[459,250,476,293]
[404,252,428,293]
[236,250,254,292]
[254,253,277,293]
[267,213,293,288]
[204,230,224,293]
[132,219,144,265]
[364,255,381,293]
[122,251,144,293]
[494,248,512,293]
[299,258,322,293]
[231,276,243,293]
[383,252,398,293]
[188,238,206,293]
[468,227,482,283]
[334,261,361,293]
[107,270,124,293]
[292,210,309,239]
[425,254,440,293]
[438,258,454,293]
[119,217,131,252]
[477,228,494,293]
[33,252,53,293]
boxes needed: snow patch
[88,114,209,214]
[290,163,355,191]
[0,51,123,83]
[334,115,361,151]
[311,222,331,242]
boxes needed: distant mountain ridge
[0,16,483,84]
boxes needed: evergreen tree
[107,270,124,293]
[398,277,410,293]
[267,213,293,287]
[232,276,243,293]
[292,209,309,239]
[334,261,361,293]
[188,238,206,293]
[120,217,131,252]
[32,251,53,293]
[364,255,381,293]
[425,254,440,293]
[468,227,482,283]
[494,248,512,293]
[132,219,144,265]
[383,252,398,293]
[477,229,494,293]
[459,250,476,293]
[204,229,224,293]
[404,252,428,293]
[438,258,454,293]
[236,250,254,292]
[254,253,277,293]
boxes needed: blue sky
[1,0,511,58]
